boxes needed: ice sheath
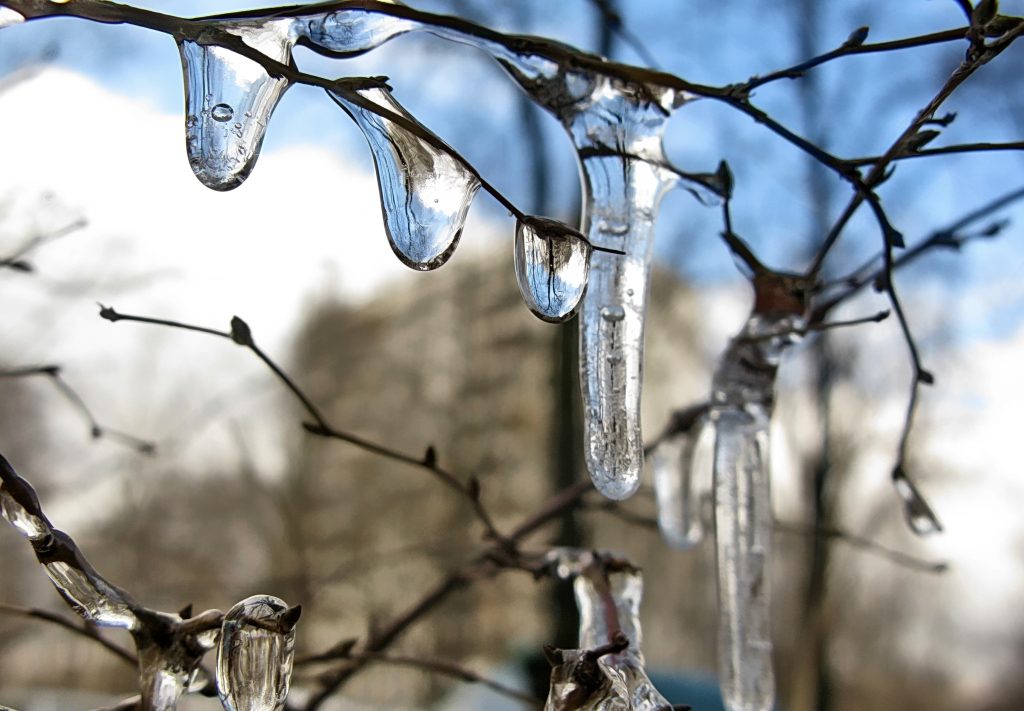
[711,307,804,711]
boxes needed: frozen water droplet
[179,19,296,190]
[514,216,591,322]
[600,304,626,322]
[217,595,299,711]
[299,7,420,55]
[0,8,25,29]
[893,469,942,535]
[652,415,713,549]
[713,409,774,711]
[211,103,234,122]
[329,87,480,270]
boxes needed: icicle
[514,215,591,322]
[892,466,942,535]
[296,5,715,496]
[463,46,689,499]
[710,298,806,711]
[544,550,672,710]
[652,413,713,549]
[216,595,300,711]
[0,7,24,29]
[328,87,480,270]
[178,19,296,190]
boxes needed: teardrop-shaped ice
[514,216,591,323]
[653,416,713,549]
[328,87,481,270]
[0,7,24,29]
[893,467,942,535]
[179,19,296,190]
[299,6,420,55]
[713,408,774,711]
[217,595,300,711]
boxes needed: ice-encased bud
[216,595,300,711]
[893,467,942,535]
[328,86,480,270]
[515,216,591,323]
[179,19,296,190]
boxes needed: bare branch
[0,365,155,454]
[98,306,511,544]
[0,602,136,666]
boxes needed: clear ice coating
[217,595,299,711]
[0,455,138,630]
[515,216,591,323]
[178,18,296,190]
[295,5,704,497]
[710,308,805,711]
[652,415,713,549]
[300,6,419,55]
[36,532,139,630]
[134,609,208,711]
[544,551,672,710]
[0,7,24,29]
[892,467,942,535]
[328,86,481,270]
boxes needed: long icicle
[710,270,810,711]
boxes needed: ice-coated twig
[0,365,156,454]
[0,453,226,709]
[542,549,674,710]
[98,305,511,546]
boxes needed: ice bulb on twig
[179,19,296,190]
[328,86,480,271]
[515,216,591,322]
[217,595,300,711]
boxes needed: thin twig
[98,306,510,545]
[846,139,1024,165]
[0,602,137,666]
[302,478,594,709]
[0,365,155,454]
[773,521,948,574]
